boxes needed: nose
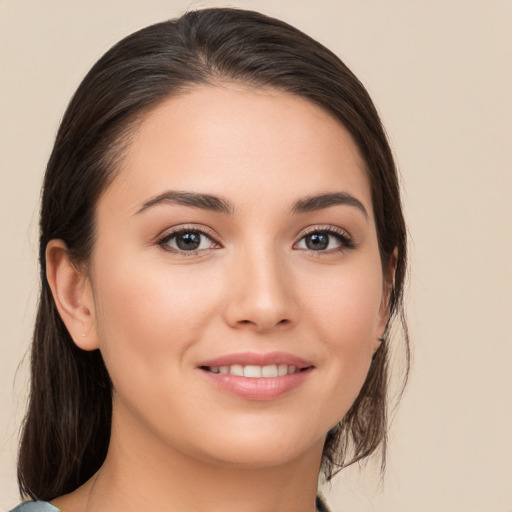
[223,247,297,333]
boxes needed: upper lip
[197,351,314,369]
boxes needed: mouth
[197,352,314,400]
[200,364,309,378]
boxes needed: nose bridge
[224,241,295,331]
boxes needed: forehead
[103,84,373,217]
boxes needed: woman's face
[85,84,389,468]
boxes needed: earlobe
[45,239,99,351]
[377,247,398,336]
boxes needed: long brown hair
[18,7,408,500]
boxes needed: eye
[295,227,354,252]
[159,228,219,253]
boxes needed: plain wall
[1,1,511,511]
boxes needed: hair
[18,7,408,501]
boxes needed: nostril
[234,318,290,330]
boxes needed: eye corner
[294,225,355,253]
[157,225,222,255]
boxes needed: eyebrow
[136,190,234,215]
[291,192,368,219]
[136,190,368,218]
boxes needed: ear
[45,239,99,351]
[377,247,398,338]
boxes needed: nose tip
[223,255,296,332]
[233,307,293,333]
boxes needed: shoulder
[8,502,61,512]
[11,498,326,512]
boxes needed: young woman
[11,7,408,512]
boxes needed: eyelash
[158,226,220,256]
[295,226,355,254]
[157,225,355,256]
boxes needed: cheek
[303,258,383,343]
[90,251,220,382]
[299,260,383,412]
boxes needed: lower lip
[199,368,313,401]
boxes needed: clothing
[11,497,331,512]
[9,502,60,512]
[316,494,331,512]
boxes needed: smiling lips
[198,352,314,400]
[205,363,300,378]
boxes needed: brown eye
[304,233,330,250]
[295,228,355,252]
[160,229,216,252]
[175,231,202,250]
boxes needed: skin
[47,84,393,512]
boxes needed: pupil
[306,233,329,250]
[177,232,201,250]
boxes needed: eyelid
[155,223,355,256]
[294,224,355,252]
[157,224,222,255]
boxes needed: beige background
[1,1,511,511]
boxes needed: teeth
[261,365,278,378]
[277,364,288,376]
[244,365,261,378]
[206,364,303,378]
[230,365,244,377]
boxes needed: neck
[55,403,325,512]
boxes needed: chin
[185,422,327,469]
